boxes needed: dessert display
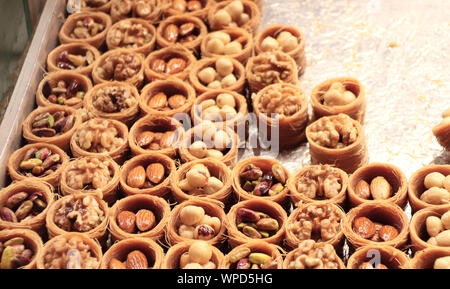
[200,28,253,63]
[106,18,156,55]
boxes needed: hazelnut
[424,172,446,189]
[189,141,208,159]
[198,67,217,84]
[208,80,222,89]
[180,205,205,226]
[204,177,224,195]
[261,36,279,52]
[221,74,237,88]
[216,93,236,108]
[213,10,232,27]
[206,38,225,54]
[211,31,231,44]
[224,41,242,55]
[225,1,244,21]
[189,241,212,265]
[213,130,230,151]
[215,58,234,77]
[426,216,444,237]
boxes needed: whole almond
[146,163,165,184]
[179,23,195,37]
[168,94,187,109]
[164,24,179,42]
[126,250,148,269]
[127,166,146,188]
[370,177,392,200]
[355,180,371,200]
[172,0,187,12]
[379,225,399,242]
[135,209,156,232]
[148,92,167,110]
[187,0,202,11]
[151,59,166,73]
[117,211,136,233]
[353,217,376,239]
[109,258,126,269]
[165,58,187,74]
[136,131,154,148]
[160,131,175,148]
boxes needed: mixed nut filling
[250,51,294,86]
[0,191,47,223]
[198,93,238,123]
[54,195,105,233]
[352,216,399,242]
[43,236,98,269]
[287,240,341,269]
[147,91,187,111]
[150,56,187,75]
[355,176,393,200]
[308,114,358,149]
[179,164,224,196]
[31,111,75,138]
[126,162,166,189]
[188,123,232,159]
[42,78,85,106]
[57,49,95,70]
[95,52,142,81]
[92,85,137,113]
[288,204,341,242]
[179,241,217,269]
[0,237,34,269]
[239,163,286,197]
[257,84,303,117]
[75,119,125,153]
[65,157,113,190]
[197,58,238,89]
[70,16,106,39]
[109,250,153,269]
[116,208,156,234]
[319,82,357,107]
[136,129,177,151]
[236,208,280,239]
[171,0,204,13]
[108,19,153,49]
[424,210,450,247]
[296,165,342,200]
[212,1,250,29]
[205,31,245,56]
[229,248,277,269]
[163,21,200,44]
[260,30,299,54]
[419,172,450,205]
[18,147,62,177]
[178,205,221,241]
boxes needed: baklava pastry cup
[59,11,112,49]
[156,15,208,52]
[283,239,345,269]
[0,229,43,269]
[119,153,176,197]
[189,57,246,95]
[165,0,215,20]
[22,105,82,151]
[162,240,224,269]
[144,45,196,82]
[208,0,261,35]
[285,203,346,251]
[191,89,248,133]
[200,27,253,64]
[287,165,348,208]
[36,71,92,109]
[59,156,120,205]
[409,207,450,252]
[83,82,140,126]
[45,193,109,242]
[128,115,185,158]
[0,180,55,233]
[219,240,283,269]
[138,78,196,117]
[166,198,227,246]
[310,77,367,123]
[347,245,412,269]
[7,143,70,188]
[408,165,450,213]
[411,247,450,269]
[106,18,157,55]
[306,113,368,174]
[100,237,165,269]
[109,195,170,241]
[246,51,298,94]
[254,24,306,75]
[226,199,287,247]
[110,0,165,23]
[92,48,145,88]
[347,163,408,209]
[232,157,290,205]
[81,0,112,12]
[342,201,409,250]
[70,118,129,163]
[179,125,239,167]
[433,117,450,151]
[47,43,100,76]
[252,83,309,149]
[36,232,102,269]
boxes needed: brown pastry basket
[347,245,412,269]
[0,229,44,269]
[161,240,224,269]
[208,0,261,35]
[47,43,100,77]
